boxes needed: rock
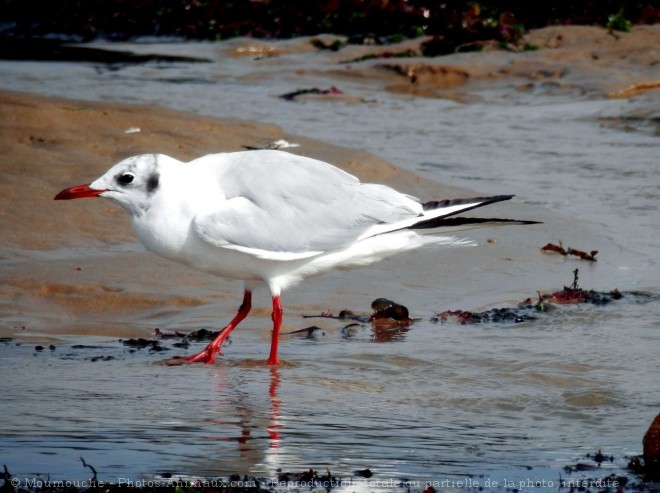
[643,412,660,479]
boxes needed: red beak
[54,184,105,200]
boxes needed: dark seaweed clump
[435,269,624,325]
[1,0,658,44]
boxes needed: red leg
[267,295,283,366]
[184,290,252,364]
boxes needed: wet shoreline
[1,24,659,491]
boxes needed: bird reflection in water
[267,367,283,446]
[201,365,283,470]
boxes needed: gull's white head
[55,154,176,216]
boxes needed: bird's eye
[117,173,135,185]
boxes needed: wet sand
[2,24,658,341]
[220,25,660,100]
[0,90,469,340]
[1,90,465,250]
[1,24,658,488]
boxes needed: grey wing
[191,152,422,259]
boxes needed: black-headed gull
[55,150,537,365]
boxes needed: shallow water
[1,37,659,489]
[2,293,659,488]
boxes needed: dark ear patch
[146,173,160,193]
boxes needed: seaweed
[302,298,413,327]
[79,457,97,483]
[302,309,369,323]
[437,269,625,325]
[540,240,598,261]
[2,0,658,44]
[301,269,634,330]
[122,338,166,351]
[339,48,419,64]
[278,87,343,101]
[281,326,325,338]
[301,298,413,342]
[275,467,336,490]
[369,297,412,324]
[435,306,537,325]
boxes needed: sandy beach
[2,24,658,340]
[1,23,658,488]
[0,89,472,340]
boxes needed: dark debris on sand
[558,443,660,492]
[3,454,660,493]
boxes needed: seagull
[55,150,537,365]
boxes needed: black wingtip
[422,195,514,212]
[411,216,541,231]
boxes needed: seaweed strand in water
[540,240,598,261]
[278,86,343,101]
[79,457,97,482]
